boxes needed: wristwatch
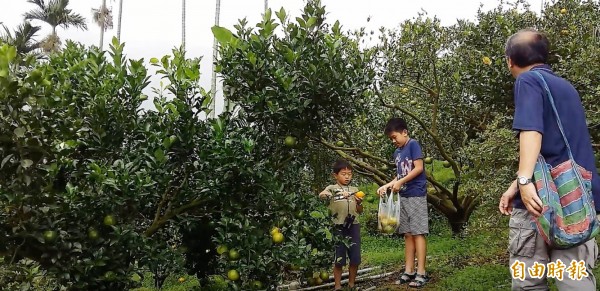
[517,176,532,186]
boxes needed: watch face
[518,177,528,185]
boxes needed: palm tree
[116,0,123,41]
[210,0,221,116]
[1,22,42,55]
[24,0,87,52]
[92,0,113,50]
[182,0,186,50]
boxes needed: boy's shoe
[408,273,430,288]
[395,272,416,284]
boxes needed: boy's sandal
[395,272,416,284]
[408,273,430,288]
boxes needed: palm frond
[92,6,114,30]
[0,22,42,55]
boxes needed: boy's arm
[356,202,364,214]
[399,159,424,184]
[319,186,333,199]
[399,141,425,184]
[378,177,397,196]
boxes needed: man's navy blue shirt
[512,64,600,211]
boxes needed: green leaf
[13,127,25,138]
[325,228,332,240]
[212,26,234,44]
[1,154,13,169]
[154,149,166,163]
[20,159,33,169]
[276,7,287,23]
[150,57,159,64]
[247,52,257,66]
[306,17,317,27]
[310,211,324,219]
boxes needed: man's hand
[392,180,404,193]
[519,183,543,217]
[499,182,518,215]
[377,184,390,197]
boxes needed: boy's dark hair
[384,117,408,135]
[504,28,550,68]
[333,159,352,174]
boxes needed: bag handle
[532,71,589,194]
[531,71,575,161]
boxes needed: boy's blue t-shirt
[393,139,427,197]
[512,65,600,211]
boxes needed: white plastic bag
[377,192,401,234]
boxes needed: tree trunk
[117,0,123,41]
[264,0,268,12]
[99,0,107,50]
[210,0,221,117]
[181,0,186,50]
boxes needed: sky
[1,0,543,112]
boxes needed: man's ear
[506,57,514,68]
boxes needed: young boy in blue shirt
[378,117,430,288]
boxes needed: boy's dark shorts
[333,223,361,267]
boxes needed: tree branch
[144,197,208,237]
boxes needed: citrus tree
[0,37,334,290]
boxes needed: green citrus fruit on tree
[252,280,263,289]
[178,277,186,283]
[228,249,240,261]
[424,157,433,164]
[270,227,280,236]
[104,271,116,280]
[284,136,297,147]
[272,232,284,244]
[320,271,329,281]
[410,100,417,105]
[103,215,116,226]
[302,226,311,235]
[295,210,305,219]
[366,196,375,203]
[336,141,344,147]
[376,133,384,138]
[43,230,58,243]
[443,161,451,168]
[216,245,228,255]
[88,228,100,240]
[227,269,240,281]
[307,277,316,286]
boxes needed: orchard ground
[133,196,600,290]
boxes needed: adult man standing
[498,29,599,290]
